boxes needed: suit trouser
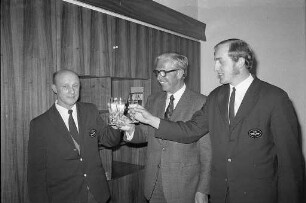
[148,169,167,203]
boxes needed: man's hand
[129,104,161,129]
[195,192,208,203]
[116,115,135,134]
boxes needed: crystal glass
[107,97,118,126]
[127,94,139,123]
[107,97,125,125]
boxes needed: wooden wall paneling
[60,1,103,75]
[109,170,146,203]
[111,79,151,166]
[111,18,151,79]
[80,5,92,74]
[112,18,130,77]
[53,0,62,71]
[60,1,113,76]
[60,2,83,73]
[79,77,111,110]
[23,1,57,202]
[134,23,151,79]
[150,29,163,94]
[1,1,22,201]
[1,0,56,202]
[129,22,137,77]
[88,11,113,76]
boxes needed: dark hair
[154,53,188,77]
[214,39,254,70]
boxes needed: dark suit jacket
[128,88,211,203]
[28,102,121,203]
[155,78,305,203]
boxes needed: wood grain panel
[112,18,151,79]
[79,77,111,110]
[112,18,130,77]
[1,0,56,202]
[89,12,113,76]
[134,23,152,78]
[60,2,85,73]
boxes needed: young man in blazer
[27,69,122,203]
[120,53,211,203]
[131,39,305,203]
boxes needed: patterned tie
[229,87,236,124]
[68,109,79,144]
[164,95,175,120]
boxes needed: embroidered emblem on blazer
[248,129,263,139]
[89,129,97,137]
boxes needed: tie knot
[169,95,174,101]
[232,87,236,93]
[68,109,73,115]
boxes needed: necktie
[164,95,175,120]
[68,109,79,144]
[229,87,236,124]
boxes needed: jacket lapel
[170,88,191,121]
[218,85,231,127]
[48,104,77,149]
[230,78,261,130]
[156,93,167,119]
[155,92,168,146]
[76,103,85,151]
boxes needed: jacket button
[84,174,87,177]
[227,158,232,162]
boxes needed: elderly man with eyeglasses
[119,53,211,203]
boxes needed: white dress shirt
[55,101,79,131]
[55,101,80,152]
[229,74,254,116]
[164,83,186,111]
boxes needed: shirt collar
[55,100,77,115]
[230,74,254,92]
[167,83,186,101]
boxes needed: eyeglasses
[153,69,180,77]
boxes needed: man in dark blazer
[27,69,122,203]
[131,39,305,203]
[120,53,211,203]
